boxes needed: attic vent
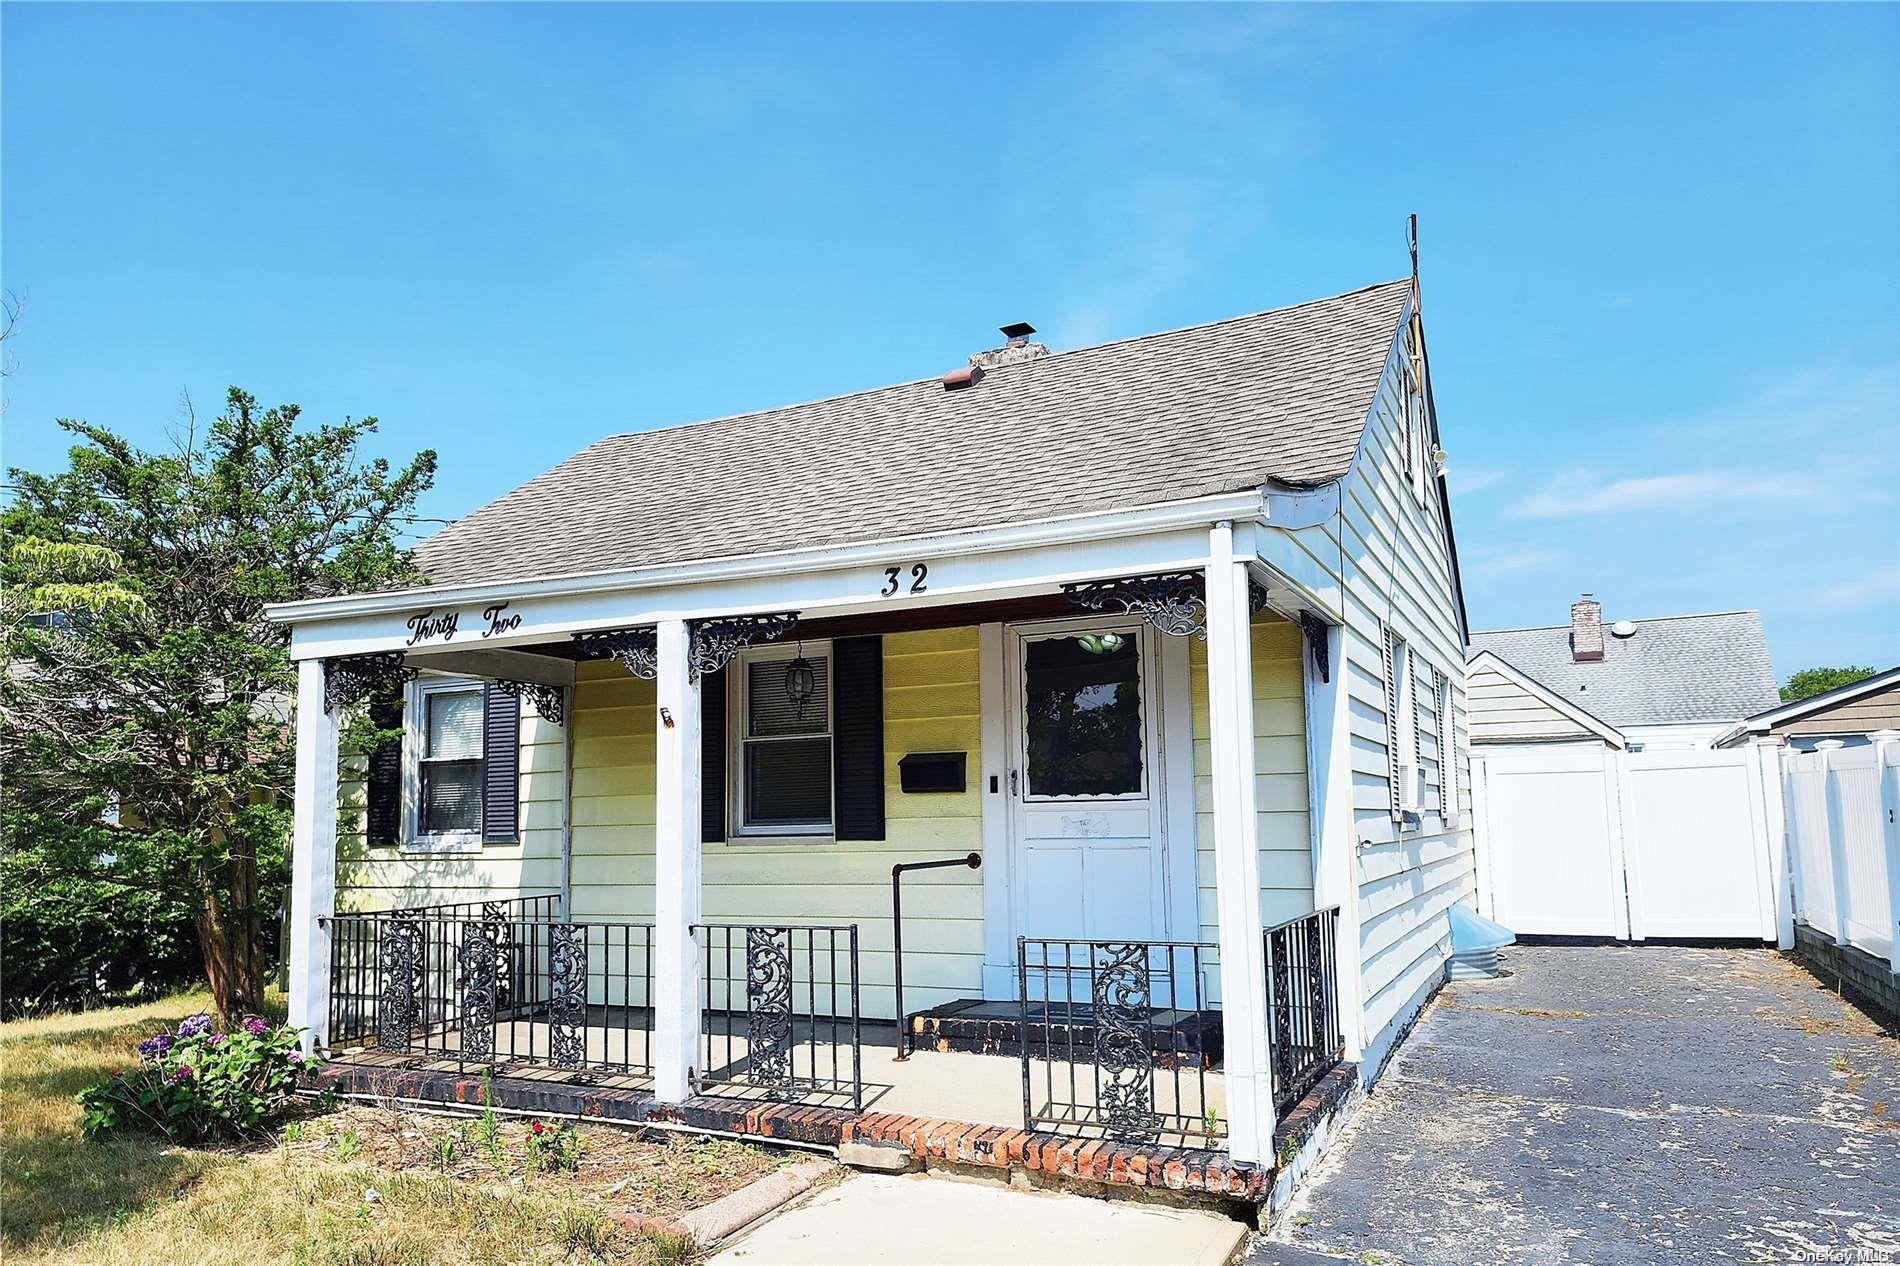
[1610,620,1638,638]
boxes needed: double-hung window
[407,677,486,846]
[733,643,833,835]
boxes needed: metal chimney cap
[999,321,1036,340]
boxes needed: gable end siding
[1330,322,1476,1068]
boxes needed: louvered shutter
[700,667,727,843]
[832,636,886,842]
[481,683,520,842]
[1382,626,1402,822]
[365,689,403,846]
[1439,670,1457,820]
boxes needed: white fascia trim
[1465,649,1627,749]
[265,489,1270,626]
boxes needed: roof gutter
[265,488,1270,625]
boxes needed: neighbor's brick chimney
[1570,594,1605,663]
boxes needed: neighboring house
[1466,597,1779,752]
[266,272,1473,1200]
[1715,665,1900,750]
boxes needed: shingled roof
[414,278,1413,587]
[1469,610,1780,728]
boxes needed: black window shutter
[364,690,404,847]
[481,683,521,843]
[700,667,727,843]
[832,635,885,841]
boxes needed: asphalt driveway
[1254,945,1899,1265]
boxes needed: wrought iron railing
[1017,937,1224,1147]
[324,900,656,1078]
[696,923,862,1109]
[1264,906,1343,1113]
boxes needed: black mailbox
[898,752,967,794]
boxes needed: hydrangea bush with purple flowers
[77,1013,320,1142]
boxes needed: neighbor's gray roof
[1469,610,1779,727]
[414,279,1413,587]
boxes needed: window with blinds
[739,649,833,831]
[421,685,484,835]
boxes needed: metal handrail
[891,852,981,1060]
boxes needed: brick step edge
[317,1062,1273,1201]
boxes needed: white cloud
[1472,549,1558,579]
[1814,564,1900,613]
[1508,469,1818,519]
[1448,464,1508,496]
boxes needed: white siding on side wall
[1328,322,1476,1073]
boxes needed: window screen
[741,654,832,829]
[421,688,483,834]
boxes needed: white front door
[1006,618,1169,944]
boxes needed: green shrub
[75,1012,319,1142]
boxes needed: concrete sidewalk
[1254,946,1900,1266]
[707,1172,1247,1266]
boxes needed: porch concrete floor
[340,1022,1229,1147]
[1250,945,1900,1266]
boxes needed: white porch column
[287,658,339,1056]
[1205,521,1276,1163]
[1305,619,1367,1062]
[653,619,704,1102]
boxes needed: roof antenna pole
[1408,213,1420,303]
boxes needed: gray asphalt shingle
[1469,610,1780,727]
[413,279,1413,587]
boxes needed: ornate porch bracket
[490,678,566,725]
[1248,577,1272,614]
[1060,572,1208,639]
[323,651,418,714]
[1298,611,1331,683]
[573,627,658,680]
[689,612,799,680]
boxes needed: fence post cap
[1867,729,1900,741]
[1813,739,1847,751]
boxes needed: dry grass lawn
[1,993,795,1265]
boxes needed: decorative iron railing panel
[1017,937,1224,1148]
[1264,906,1343,1114]
[323,896,655,1078]
[695,923,862,1110]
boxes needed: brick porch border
[316,1057,1358,1205]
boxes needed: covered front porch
[279,503,1364,1177]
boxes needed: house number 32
[880,563,928,597]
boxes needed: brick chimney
[1570,594,1605,663]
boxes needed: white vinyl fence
[1471,743,1784,942]
[1782,733,1900,971]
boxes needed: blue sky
[4,3,1896,677]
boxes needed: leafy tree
[2,389,435,1022]
[1780,665,1878,703]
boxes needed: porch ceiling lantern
[322,651,418,714]
[491,678,566,726]
[688,612,799,680]
[1060,571,1210,639]
[573,627,659,680]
